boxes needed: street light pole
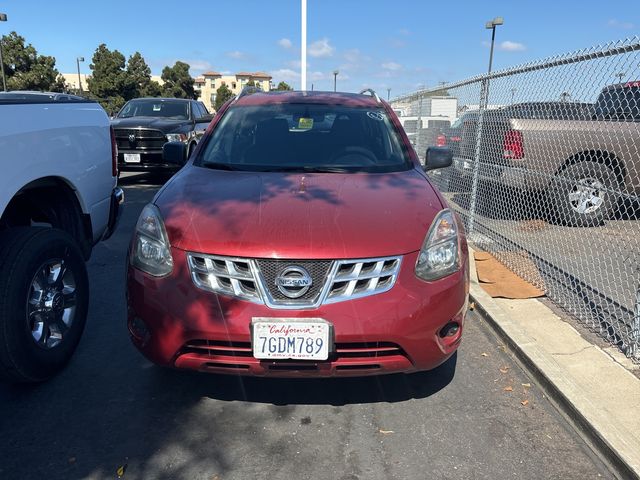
[468,16,503,236]
[333,70,339,92]
[76,56,84,93]
[387,88,391,101]
[483,16,502,105]
[0,13,7,92]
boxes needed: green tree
[275,81,293,91]
[126,51,161,97]
[87,43,136,113]
[214,84,234,110]
[0,31,65,92]
[161,61,196,99]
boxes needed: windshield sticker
[153,104,161,112]
[298,117,314,130]
[367,111,385,121]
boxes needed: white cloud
[607,19,635,30]
[272,68,300,81]
[186,60,213,72]
[226,50,247,59]
[278,38,293,49]
[498,41,526,52]
[286,59,302,69]
[343,49,362,63]
[382,62,402,71]
[308,38,334,57]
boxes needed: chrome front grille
[188,254,260,302]
[325,258,401,304]
[255,259,332,303]
[186,253,402,309]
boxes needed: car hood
[111,117,190,132]
[156,166,444,259]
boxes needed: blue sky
[1,0,638,97]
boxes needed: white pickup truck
[0,92,123,382]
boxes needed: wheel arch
[556,150,626,186]
[0,176,93,259]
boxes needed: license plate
[252,318,330,361]
[124,153,141,163]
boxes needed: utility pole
[387,88,391,101]
[333,70,339,92]
[0,13,7,92]
[301,0,307,90]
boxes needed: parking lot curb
[468,253,640,480]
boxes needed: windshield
[196,104,411,173]
[117,99,189,120]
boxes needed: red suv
[127,89,469,377]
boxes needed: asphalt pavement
[0,173,612,480]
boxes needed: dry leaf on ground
[521,400,530,406]
[522,383,531,388]
[379,429,394,434]
[499,367,509,373]
[504,386,513,392]
[117,465,127,478]
[481,352,489,357]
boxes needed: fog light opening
[439,322,460,339]
[130,316,150,342]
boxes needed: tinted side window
[595,86,640,120]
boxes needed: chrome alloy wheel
[26,259,77,349]
[568,177,606,215]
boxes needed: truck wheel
[549,161,619,227]
[0,227,89,382]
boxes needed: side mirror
[424,147,453,171]
[196,114,214,123]
[163,141,187,166]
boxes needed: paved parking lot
[0,173,611,480]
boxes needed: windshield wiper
[259,166,353,173]
[202,162,245,171]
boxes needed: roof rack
[233,85,262,103]
[359,88,382,104]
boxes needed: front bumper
[118,150,179,172]
[102,187,124,240]
[452,157,548,190]
[127,249,469,377]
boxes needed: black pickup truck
[111,98,212,172]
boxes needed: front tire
[0,228,89,383]
[548,161,619,227]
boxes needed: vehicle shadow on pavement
[118,172,176,187]
[147,353,457,407]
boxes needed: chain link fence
[392,37,640,361]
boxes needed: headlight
[415,209,460,281]
[131,204,174,276]
[166,133,188,143]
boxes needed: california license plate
[124,153,141,163]
[251,318,330,361]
